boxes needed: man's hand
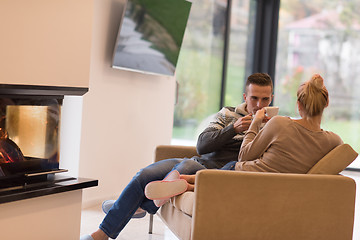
[233,114,253,133]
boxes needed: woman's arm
[239,113,282,162]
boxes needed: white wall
[0,0,92,88]
[78,0,176,207]
[60,96,84,178]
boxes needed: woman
[145,73,343,200]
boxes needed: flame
[0,137,24,164]
[0,150,15,164]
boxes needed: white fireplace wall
[1,0,92,178]
[77,0,176,208]
[60,96,84,178]
[0,0,92,88]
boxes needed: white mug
[264,106,279,118]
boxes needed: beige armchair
[150,144,358,240]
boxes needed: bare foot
[90,229,109,240]
[180,174,196,191]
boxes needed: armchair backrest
[154,145,199,162]
[307,144,358,174]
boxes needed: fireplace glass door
[0,98,61,179]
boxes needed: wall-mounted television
[111,0,192,76]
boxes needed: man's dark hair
[245,73,273,93]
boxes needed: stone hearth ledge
[0,175,98,204]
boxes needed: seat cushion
[159,203,192,240]
[169,191,195,217]
[307,144,358,175]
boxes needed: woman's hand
[254,108,266,122]
[253,108,272,124]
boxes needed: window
[224,0,253,107]
[173,0,359,169]
[275,0,360,167]
[172,0,253,145]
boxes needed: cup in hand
[264,106,279,118]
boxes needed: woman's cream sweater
[235,116,343,173]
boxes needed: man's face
[243,84,273,114]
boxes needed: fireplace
[0,90,98,240]
[0,85,87,188]
[0,1,98,237]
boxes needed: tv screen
[111,0,192,76]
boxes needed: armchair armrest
[154,145,199,162]
[191,169,355,240]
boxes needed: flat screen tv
[111,0,192,76]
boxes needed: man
[194,72,273,169]
[81,73,274,240]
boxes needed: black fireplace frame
[0,84,89,188]
[0,84,88,98]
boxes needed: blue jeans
[220,161,236,170]
[99,158,206,239]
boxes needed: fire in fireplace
[0,97,63,184]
